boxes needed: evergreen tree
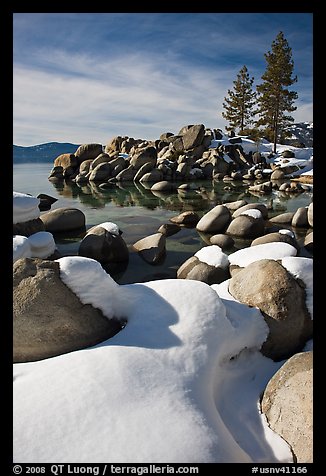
[256,31,298,153]
[222,65,256,135]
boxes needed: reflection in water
[50,177,259,215]
[14,164,313,285]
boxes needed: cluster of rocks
[47,124,312,193]
[13,184,313,462]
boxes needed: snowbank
[13,256,293,463]
[13,191,40,224]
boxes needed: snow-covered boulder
[228,258,312,360]
[228,242,297,276]
[13,257,123,362]
[13,192,44,236]
[13,232,56,263]
[14,256,293,463]
[250,230,298,250]
[177,245,230,284]
[232,202,268,219]
[13,192,40,225]
[13,235,31,263]
[226,209,265,239]
[27,231,56,259]
[79,222,129,265]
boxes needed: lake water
[13,163,313,284]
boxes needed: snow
[95,221,120,236]
[13,232,56,263]
[281,257,313,319]
[229,242,297,268]
[279,229,295,238]
[13,191,40,224]
[207,134,313,179]
[27,232,56,258]
[13,235,31,262]
[301,168,313,176]
[195,245,229,268]
[211,280,292,462]
[13,256,293,463]
[239,209,263,219]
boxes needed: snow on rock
[13,256,293,463]
[13,232,56,262]
[194,245,229,268]
[211,280,292,462]
[239,209,263,219]
[27,232,56,258]
[229,242,297,268]
[279,229,295,238]
[13,191,40,224]
[59,256,126,320]
[13,235,31,262]
[95,221,121,236]
[281,257,313,319]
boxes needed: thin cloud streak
[13,52,233,145]
[13,13,313,146]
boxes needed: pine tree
[256,31,298,153]
[222,65,256,135]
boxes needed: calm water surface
[13,163,313,284]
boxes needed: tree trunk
[273,98,280,154]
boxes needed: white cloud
[292,102,313,123]
[13,50,232,145]
[13,48,312,146]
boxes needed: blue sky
[13,12,313,146]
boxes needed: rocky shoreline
[13,124,313,463]
[47,124,313,193]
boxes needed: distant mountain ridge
[283,122,313,147]
[13,142,80,163]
